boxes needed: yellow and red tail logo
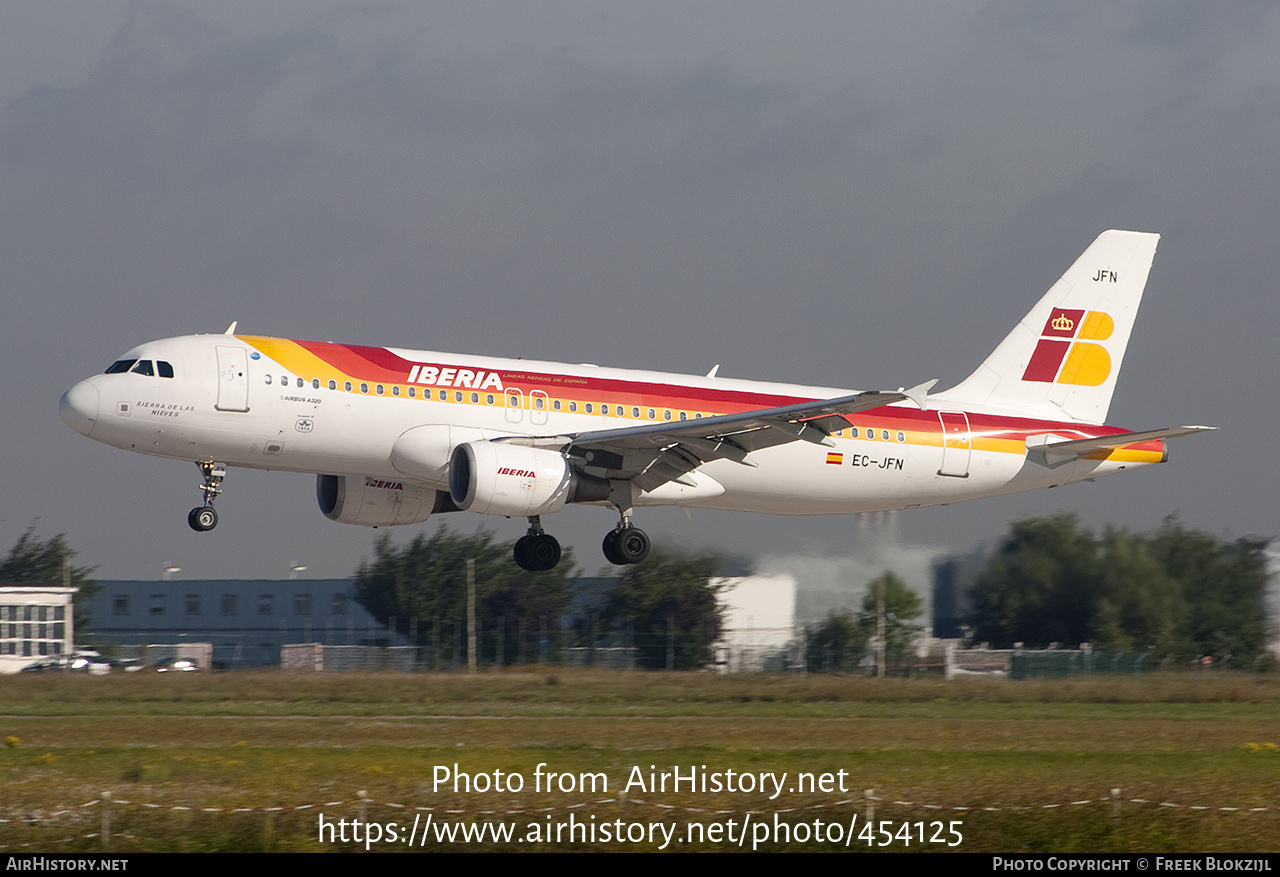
[1022,308,1114,386]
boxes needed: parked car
[154,657,199,672]
[19,653,113,674]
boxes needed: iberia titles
[407,364,504,391]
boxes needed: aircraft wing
[1026,425,1217,466]
[500,380,935,492]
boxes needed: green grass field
[2,670,1278,852]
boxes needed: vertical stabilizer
[931,230,1159,424]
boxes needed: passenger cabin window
[105,359,137,374]
[130,360,154,376]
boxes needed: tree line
[967,513,1271,664]
[4,511,1271,671]
[352,528,723,670]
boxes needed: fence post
[1111,787,1121,820]
[100,790,111,850]
[667,614,674,671]
[467,559,477,674]
[865,787,875,825]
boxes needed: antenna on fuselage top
[223,321,238,335]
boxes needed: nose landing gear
[188,462,226,532]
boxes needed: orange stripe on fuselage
[237,336,1163,462]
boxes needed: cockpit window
[105,359,137,374]
[130,360,154,376]
[157,361,175,378]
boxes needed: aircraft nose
[59,381,99,437]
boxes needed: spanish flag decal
[826,452,844,465]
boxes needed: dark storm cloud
[6,2,1279,578]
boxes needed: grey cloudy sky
[5,1,1278,582]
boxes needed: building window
[258,594,275,616]
[112,595,130,616]
[148,594,165,616]
[332,593,349,615]
[221,594,238,616]
[294,594,312,616]
[185,594,201,616]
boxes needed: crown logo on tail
[1051,314,1075,331]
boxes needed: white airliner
[60,230,1211,570]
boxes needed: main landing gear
[187,461,226,532]
[602,510,650,566]
[511,512,651,570]
[514,516,561,572]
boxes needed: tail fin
[931,229,1160,424]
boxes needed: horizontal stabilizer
[1027,425,1216,465]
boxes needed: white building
[0,585,78,674]
[714,574,797,672]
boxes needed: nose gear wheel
[188,462,227,532]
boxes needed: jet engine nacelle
[449,441,608,516]
[316,474,453,527]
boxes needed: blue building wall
[82,579,403,668]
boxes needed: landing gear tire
[603,526,649,565]
[602,529,623,565]
[515,533,561,571]
[188,507,218,532]
[514,535,531,570]
[615,526,650,564]
[527,533,561,571]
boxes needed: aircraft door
[504,388,524,424]
[530,390,549,426]
[215,346,250,412]
[937,411,971,477]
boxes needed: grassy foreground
[2,670,1278,853]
